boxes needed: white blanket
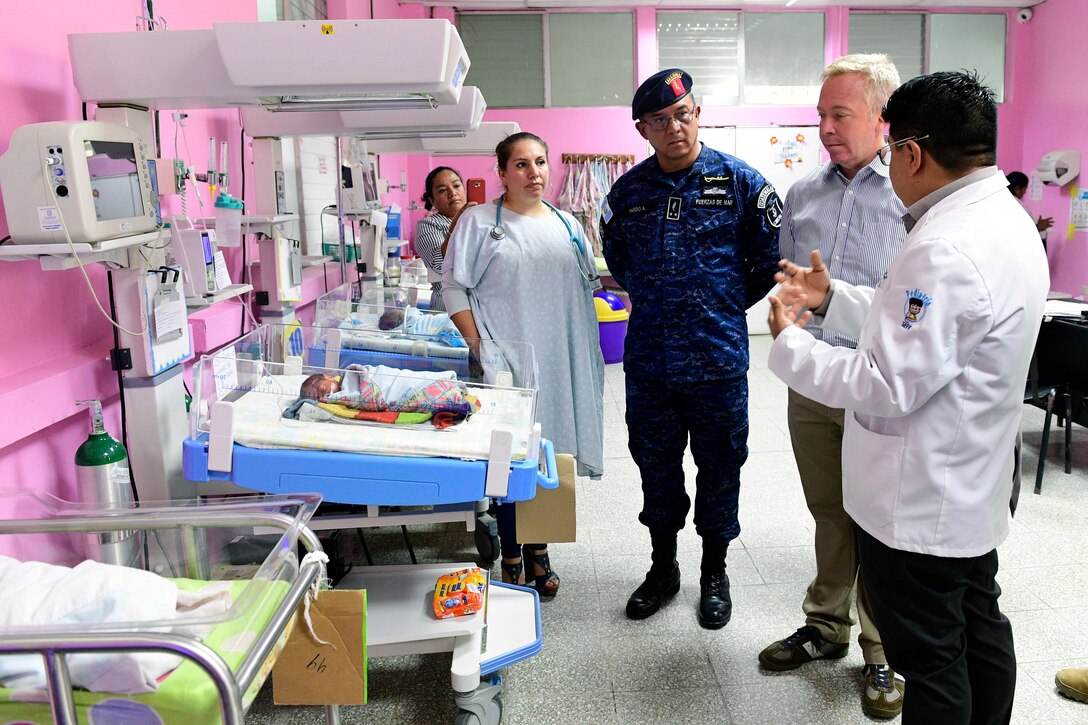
[236,374,536,461]
[0,556,231,694]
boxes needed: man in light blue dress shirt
[757,54,908,719]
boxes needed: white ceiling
[407,0,1047,8]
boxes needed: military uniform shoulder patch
[756,184,783,229]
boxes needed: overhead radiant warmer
[240,87,488,138]
[68,19,470,110]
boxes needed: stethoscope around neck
[491,194,600,283]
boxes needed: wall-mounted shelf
[185,283,253,310]
[0,231,164,270]
[193,215,299,238]
[301,255,333,268]
[321,208,387,223]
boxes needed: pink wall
[0,3,255,539]
[1012,0,1088,296]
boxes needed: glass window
[849,12,1007,102]
[658,12,824,106]
[460,12,633,109]
[743,13,824,105]
[930,14,1006,102]
[460,14,546,108]
[279,0,327,20]
[549,13,634,107]
[849,13,925,81]
[657,12,741,106]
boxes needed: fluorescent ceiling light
[260,95,438,112]
[353,129,469,141]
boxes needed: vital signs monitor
[0,121,158,245]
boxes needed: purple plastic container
[594,296,629,364]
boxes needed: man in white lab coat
[767,71,1050,723]
[760,54,906,720]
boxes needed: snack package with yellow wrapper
[433,567,487,619]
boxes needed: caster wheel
[454,711,482,725]
[474,514,500,566]
[453,694,503,725]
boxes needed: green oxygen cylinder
[74,400,136,566]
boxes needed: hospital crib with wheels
[0,491,335,725]
[182,324,554,723]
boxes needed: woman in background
[443,132,605,597]
[414,167,472,310]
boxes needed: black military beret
[632,69,693,120]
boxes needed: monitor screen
[200,232,214,264]
[85,140,145,221]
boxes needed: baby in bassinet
[294,364,479,429]
[377,307,467,348]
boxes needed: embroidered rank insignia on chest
[698,175,735,208]
[901,289,932,330]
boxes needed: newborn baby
[377,307,467,348]
[299,373,340,401]
[292,364,476,429]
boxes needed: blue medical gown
[443,202,605,478]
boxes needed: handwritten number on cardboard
[307,654,328,674]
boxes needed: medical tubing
[45,180,149,337]
[181,123,204,211]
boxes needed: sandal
[500,556,525,585]
[523,545,560,597]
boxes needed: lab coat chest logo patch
[756,184,783,229]
[902,289,932,329]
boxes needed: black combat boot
[625,532,681,620]
[698,538,731,630]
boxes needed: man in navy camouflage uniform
[603,69,782,629]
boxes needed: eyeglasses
[641,108,696,132]
[878,134,930,166]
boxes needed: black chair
[1025,352,1072,494]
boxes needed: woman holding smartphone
[442,132,605,597]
